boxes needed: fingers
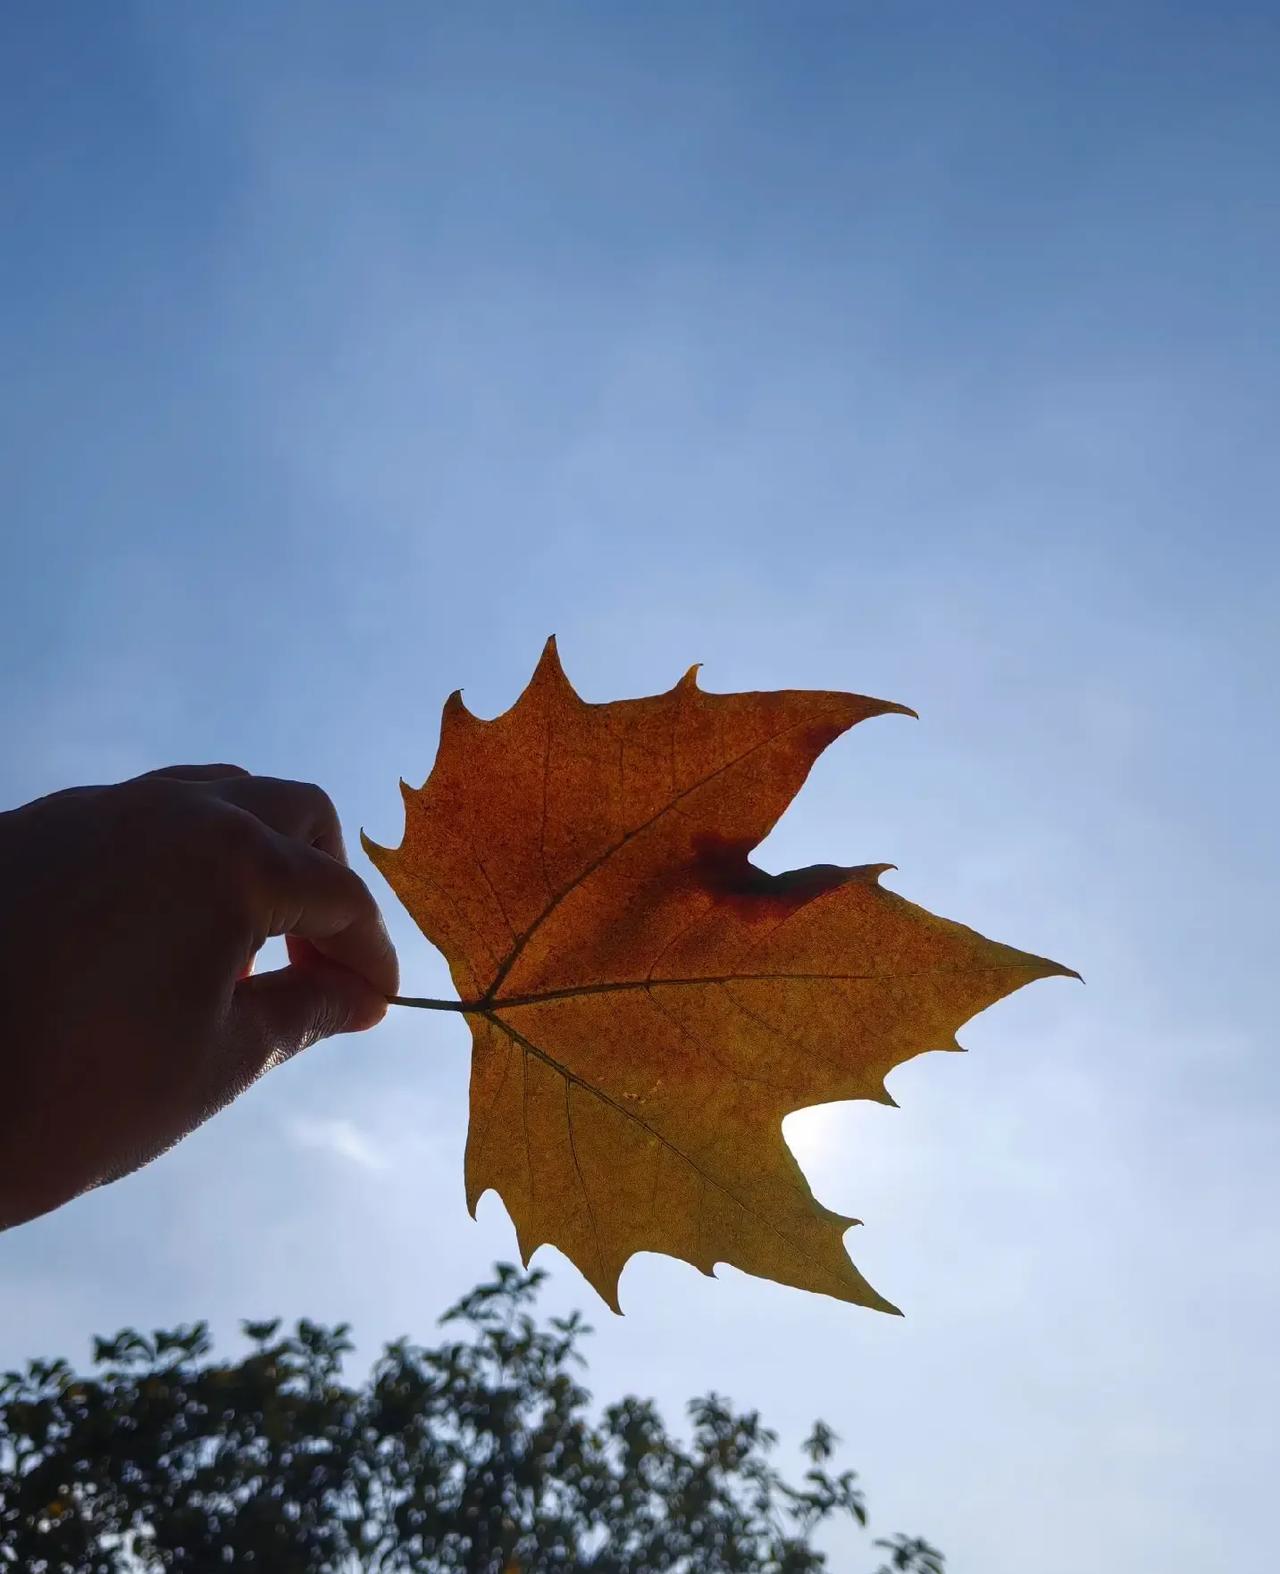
[210,778,398,999]
[126,767,400,1007]
[136,764,252,783]
[230,938,388,1075]
[210,775,347,859]
[240,822,399,1002]
[28,766,249,811]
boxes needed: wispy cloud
[286,1116,390,1172]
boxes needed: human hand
[0,765,399,1229]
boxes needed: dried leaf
[364,640,1073,1312]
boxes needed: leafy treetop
[0,1264,944,1573]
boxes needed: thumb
[231,938,389,1075]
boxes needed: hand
[0,764,399,1229]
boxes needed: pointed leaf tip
[441,688,480,732]
[1035,956,1082,984]
[530,633,577,695]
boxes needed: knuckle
[114,775,180,814]
[106,776,196,842]
[297,781,341,839]
[257,777,341,846]
[302,780,337,817]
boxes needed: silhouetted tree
[0,1264,944,1573]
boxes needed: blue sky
[2,3,1277,1568]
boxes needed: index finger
[249,824,400,1001]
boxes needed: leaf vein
[493,964,1036,1009]
[484,716,833,998]
[487,1014,841,1284]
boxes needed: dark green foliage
[0,1265,944,1572]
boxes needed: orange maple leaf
[364,640,1073,1313]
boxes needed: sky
[2,2,1277,1568]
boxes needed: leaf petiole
[388,995,487,1014]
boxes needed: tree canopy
[0,1264,944,1573]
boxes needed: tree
[0,1264,945,1573]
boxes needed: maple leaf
[363,639,1074,1314]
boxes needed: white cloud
[286,1116,390,1172]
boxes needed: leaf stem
[387,995,487,1014]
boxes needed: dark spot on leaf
[691,834,852,917]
